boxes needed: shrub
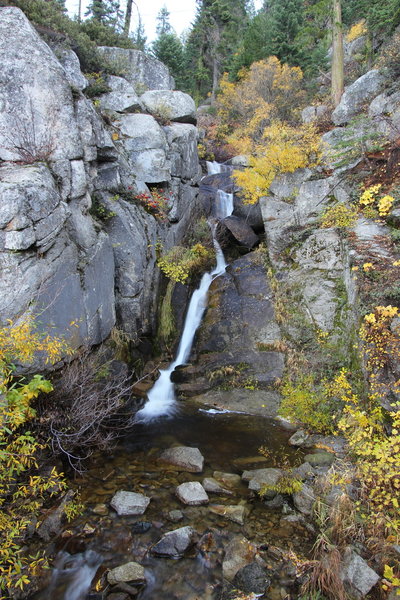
[232,121,322,204]
[320,203,358,229]
[279,373,338,434]
[157,243,215,284]
[0,316,71,595]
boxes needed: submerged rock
[233,561,271,595]
[110,491,151,516]
[107,562,145,585]
[203,477,234,496]
[176,482,209,505]
[160,446,204,472]
[222,535,257,582]
[213,472,242,489]
[304,451,335,467]
[151,526,198,558]
[209,504,249,525]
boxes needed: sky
[66,0,263,43]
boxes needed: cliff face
[0,7,202,356]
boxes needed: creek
[38,162,313,600]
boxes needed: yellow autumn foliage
[232,121,322,204]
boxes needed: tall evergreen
[132,14,147,50]
[85,0,122,28]
[184,0,250,101]
[152,7,184,89]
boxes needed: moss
[158,280,176,346]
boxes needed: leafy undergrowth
[0,317,71,596]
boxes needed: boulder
[167,509,184,523]
[151,526,198,558]
[242,468,283,494]
[118,114,170,183]
[98,47,174,90]
[140,90,196,124]
[107,562,146,585]
[164,123,199,180]
[110,491,151,516]
[99,75,142,113]
[293,483,315,516]
[340,547,380,598]
[233,561,271,595]
[176,482,209,505]
[216,216,259,249]
[222,535,257,582]
[209,504,249,525]
[160,446,204,472]
[0,7,83,163]
[57,48,88,91]
[332,69,387,125]
[301,104,328,124]
[304,452,335,467]
[37,490,75,541]
[203,477,233,496]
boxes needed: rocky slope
[0,6,201,359]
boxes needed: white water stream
[135,165,233,423]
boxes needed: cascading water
[206,160,233,175]
[135,165,233,423]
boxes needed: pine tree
[267,0,305,66]
[156,5,172,35]
[85,0,122,28]
[184,0,250,101]
[153,33,184,88]
[132,14,147,50]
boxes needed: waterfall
[206,161,233,175]
[135,184,233,423]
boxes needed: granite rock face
[98,46,175,91]
[0,7,201,361]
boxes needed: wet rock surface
[176,481,209,505]
[151,526,198,558]
[159,446,204,472]
[110,491,151,516]
[107,562,146,585]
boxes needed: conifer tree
[85,0,122,28]
[132,14,147,50]
[152,6,184,89]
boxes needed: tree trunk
[78,0,82,21]
[331,0,344,107]
[124,0,134,36]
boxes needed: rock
[57,48,88,91]
[0,7,83,163]
[295,230,343,271]
[98,47,174,90]
[203,477,234,496]
[304,452,335,467]
[131,521,152,534]
[118,114,170,183]
[37,490,75,541]
[289,430,310,447]
[233,561,271,594]
[230,155,249,167]
[209,504,249,525]
[140,90,196,124]
[232,196,264,231]
[99,75,142,113]
[301,104,328,124]
[340,547,380,598]
[164,123,199,180]
[151,526,198,558]
[332,69,387,125]
[292,484,315,516]
[191,389,282,418]
[176,482,209,505]
[168,510,184,523]
[213,472,242,488]
[216,216,259,249]
[292,462,314,481]
[107,562,145,585]
[92,503,108,516]
[160,446,204,472]
[242,468,283,493]
[222,535,257,582]
[110,491,151,516]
